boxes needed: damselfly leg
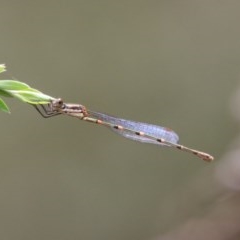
[33,104,61,118]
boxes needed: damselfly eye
[57,98,63,105]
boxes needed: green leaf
[0,80,32,91]
[0,69,56,113]
[0,89,13,97]
[0,64,6,74]
[0,98,10,113]
[10,90,53,104]
[0,80,55,105]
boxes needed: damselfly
[34,98,214,162]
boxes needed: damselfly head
[51,98,65,110]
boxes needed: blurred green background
[1,1,240,240]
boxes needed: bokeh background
[1,1,240,240]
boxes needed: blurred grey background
[1,1,240,240]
